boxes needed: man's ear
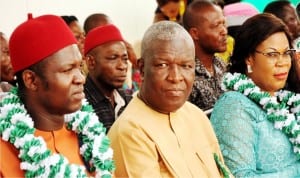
[189,27,199,40]
[138,58,145,81]
[22,69,38,91]
[85,55,96,70]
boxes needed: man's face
[160,1,180,20]
[140,38,195,113]
[194,6,227,54]
[282,5,300,40]
[89,41,128,90]
[36,44,85,114]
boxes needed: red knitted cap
[9,14,77,72]
[84,24,124,55]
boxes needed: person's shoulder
[214,56,227,71]
[216,91,253,107]
[213,91,265,122]
[117,88,133,103]
[215,90,238,98]
[111,95,143,124]
[181,101,210,118]
[181,102,219,138]
[184,101,204,110]
[108,97,149,136]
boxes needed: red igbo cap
[9,14,77,72]
[84,24,124,55]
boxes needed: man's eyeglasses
[255,49,296,63]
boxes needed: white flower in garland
[222,72,300,158]
[0,87,115,178]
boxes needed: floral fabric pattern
[210,91,300,177]
[189,56,227,111]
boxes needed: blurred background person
[84,24,132,132]
[83,13,112,34]
[263,0,300,53]
[153,0,192,23]
[0,32,14,93]
[216,1,258,65]
[84,13,140,94]
[213,0,233,65]
[61,15,85,56]
[61,15,88,75]
[182,0,228,113]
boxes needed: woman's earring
[247,65,253,73]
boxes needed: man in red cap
[0,14,114,177]
[84,24,132,133]
[83,13,141,94]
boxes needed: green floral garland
[222,72,300,158]
[0,87,115,177]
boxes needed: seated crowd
[1,0,300,177]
